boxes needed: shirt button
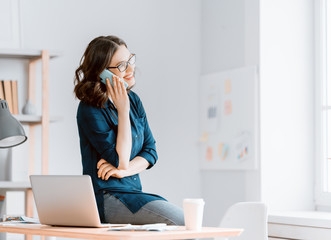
[135,135,138,138]
[133,178,137,180]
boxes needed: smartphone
[99,69,128,89]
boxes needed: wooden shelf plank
[0,49,60,59]
[0,181,31,190]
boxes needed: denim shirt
[76,91,165,222]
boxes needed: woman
[74,35,184,225]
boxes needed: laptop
[30,175,110,228]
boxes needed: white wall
[260,0,315,211]
[200,0,260,226]
[2,0,202,214]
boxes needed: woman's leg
[104,194,184,225]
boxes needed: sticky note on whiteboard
[206,146,213,162]
[218,143,229,161]
[199,132,209,143]
[224,100,232,115]
[234,132,251,162]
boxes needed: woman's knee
[140,200,184,225]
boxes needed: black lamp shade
[0,99,27,148]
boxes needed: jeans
[104,193,184,225]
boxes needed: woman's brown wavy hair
[74,35,127,107]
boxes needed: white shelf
[0,49,60,59]
[14,114,62,124]
[269,211,331,239]
[0,181,31,190]
[269,211,331,228]
[0,48,57,217]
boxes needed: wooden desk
[0,224,243,240]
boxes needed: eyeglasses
[107,54,136,72]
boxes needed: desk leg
[25,189,33,217]
[25,235,32,240]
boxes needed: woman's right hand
[97,159,127,180]
[106,76,130,115]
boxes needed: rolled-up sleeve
[135,97,158,169]
[78,107,119,168]
[138,116,158,169]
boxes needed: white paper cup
[183,198,205,231]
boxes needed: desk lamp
[0,99,27,148]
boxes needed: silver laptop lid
[30,175,103,227]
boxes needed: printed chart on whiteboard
[199,66,258,170]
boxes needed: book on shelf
[11,80,18,114]
[0,195,4,222]
[0,81,4,100]
[2,80,12,113]
[0,80,19,115]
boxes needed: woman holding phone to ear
[74,35,184,225]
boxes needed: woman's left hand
[97,159,127,180]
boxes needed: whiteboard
[199,66,258,170]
